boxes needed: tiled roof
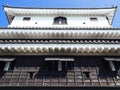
[0,27,120,39]
[0,43,120,55]
[3,5,117,25]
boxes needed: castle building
[0,5,120,90]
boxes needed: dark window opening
[46,61,58,71]
[54,16,67,25]
[0,60,16,72]
[9,60,16,70]
[90,17,97,21]
[0,62,6,71]
[28,71,35,79]
[23,17,31,21]
[67,61,74,70]
[83,71,90,79]
[45,61,74,71]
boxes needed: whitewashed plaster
[9,15,111,28]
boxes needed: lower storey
[0,56,120,87]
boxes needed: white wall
[9,15,111,28]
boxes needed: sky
[0,0,120,27]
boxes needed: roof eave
[3,5,118,25]
[3,5,14,25]
[3,4,118,10]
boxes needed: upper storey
[3,5,117,28]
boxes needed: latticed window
[23,17,31,21]
[90,17,97,21]
[53,16,67,24]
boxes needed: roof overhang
[0,44,120,55]
[0,28,120,39]
[3,5,117,25]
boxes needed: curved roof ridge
[3,4,117,9]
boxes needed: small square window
[23,17,31,21]
[90,17,97,21]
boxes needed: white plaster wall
[9,15,111,28]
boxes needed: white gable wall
[9,15,111,28]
